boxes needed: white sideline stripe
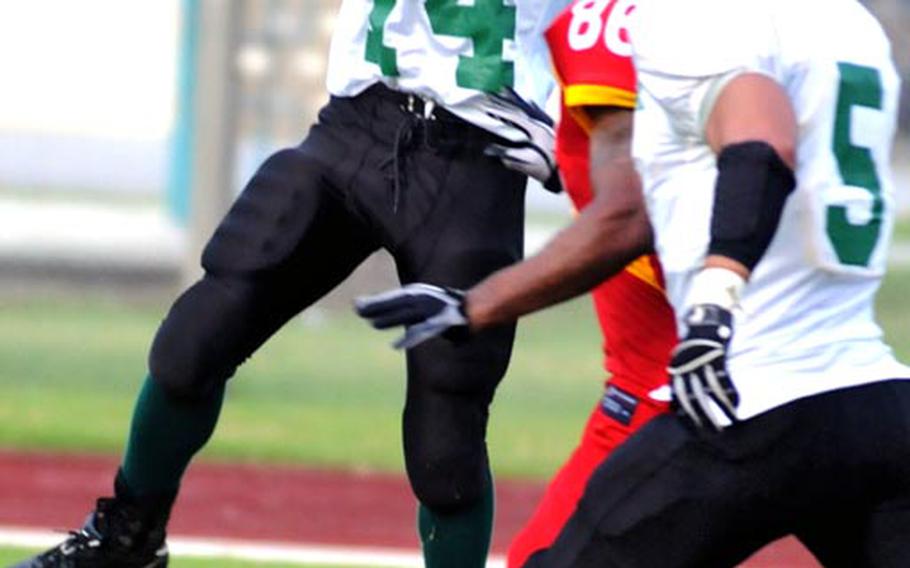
[0,527,506,567]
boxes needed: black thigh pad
[202,147,328,275]
[708,141,796,271]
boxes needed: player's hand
[354,283,469,350]
[484,87,562,194]
[669,304,740,431]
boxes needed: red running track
[0,451,818,566]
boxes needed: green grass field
[894,215,910,241]
[3,268,910,481]
[0,289,604,479]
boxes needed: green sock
[419,477,495,568]
[121,375,225,496]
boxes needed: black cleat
[13,473,172,567]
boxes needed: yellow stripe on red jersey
[546,0,676,398]
[564,83,637,112]
[623,254,663,293]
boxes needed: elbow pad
[708,141,796,271]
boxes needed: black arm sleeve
[708,141,797,271]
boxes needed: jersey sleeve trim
[564,84,637,110]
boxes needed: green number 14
[365,0,516,92]
[365,0,398,77]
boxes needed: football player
[14,2,570,567]
[354,1,678,564]
[358,0,910,564]
[355,2,676,566]
[507,1,677,566]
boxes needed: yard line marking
[0,526,506,567]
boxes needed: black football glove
[484,87,562,194]
[669,304,740,431]
[354,283,469,350]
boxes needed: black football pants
[525,379,910,567]
[148,84,527,512]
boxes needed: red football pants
[507,391,668,568]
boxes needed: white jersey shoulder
[633,0,775,78]
[326,0,567,138]
[632,0,909,420]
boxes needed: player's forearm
[467,107,650,330]
[691,73,798,298]
[680,74,799,312]
[466,197,652,330]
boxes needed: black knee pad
[402,323,512,511]
[149,277,253,401]
[408,445,491,513]
[403,388,493,512]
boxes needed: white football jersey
[632,0,910,419]
[326,0,568,140]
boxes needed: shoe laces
[33,528,102,566]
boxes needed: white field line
[0,526,506,567]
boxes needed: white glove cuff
[684,267,746,312]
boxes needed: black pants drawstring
[379,113,422,213]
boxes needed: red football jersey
[545,0,676,398]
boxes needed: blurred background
[0,0,907,295]
[0,1,908,565]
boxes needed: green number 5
[826,62,885,267]
[365,0,516,92]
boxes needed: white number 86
[567,0,635,57]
